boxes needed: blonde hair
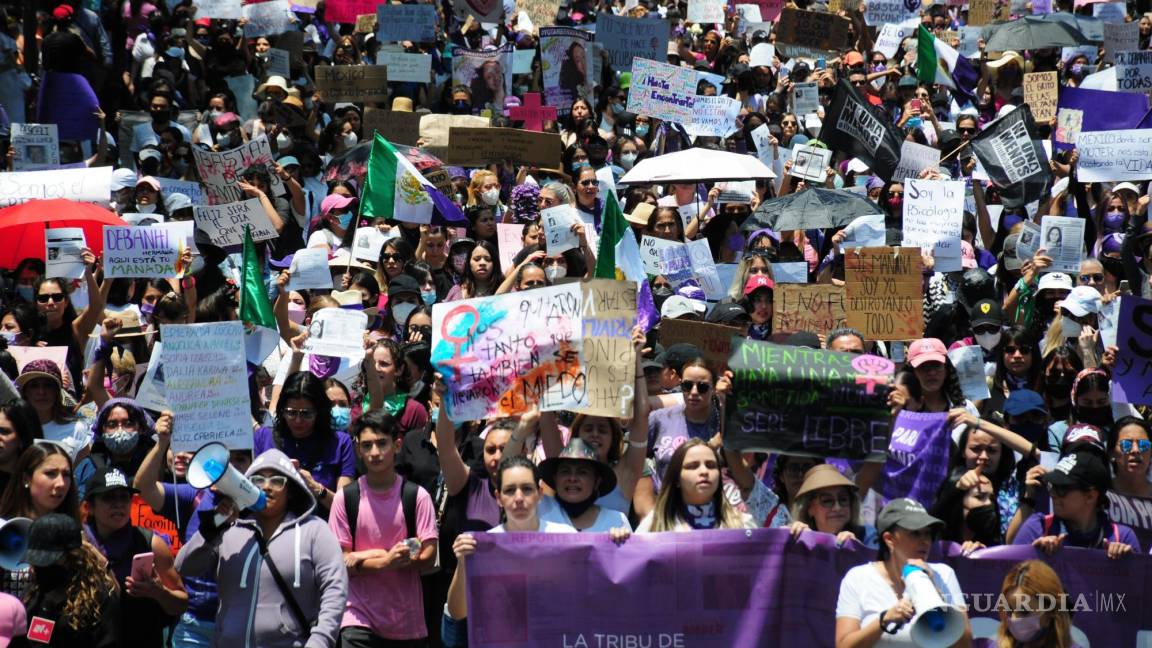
[466,171,498,207]
[648,439,745,532]
[996,560,1074,648]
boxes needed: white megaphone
[0,517,30,570]
[903,564,966,648]
[187,443,266,515]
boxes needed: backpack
[343,477,439,574]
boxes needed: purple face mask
[1102,211,1126,233]
[139,301,155,323]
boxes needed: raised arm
[134,411,173,512]
[618,326,650,500]
[432,374,471,496]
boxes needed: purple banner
[1112,295,1152,406]
[1054,86,1150,152]
[467,529,1152,647]
[36,72,100,143]
[882,410,952,508]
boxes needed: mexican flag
[916,25,978,102]
[360,132,465,224]
[594,192,658,331]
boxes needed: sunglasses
[958,127,977,134]
[1079,273,1104,284]
[680,380,711,394]
[1003,345,1031,355]
[36,293,66,303]
[973,325,1000,335]
[1119,439,1152,454]
[817,494,852,509]
[781,120,798,126]
[281,407,317,421]
[579,179,598,187]
[1047,483,1088,497]
[381,253,402,262]
[250,475,289,490]
[851,79,867,86]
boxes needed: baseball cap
[743,274,775,296]
[1061,423,1107,457]
[110,168,138,191]
[843,51,865,67]
[661,295,706,320]
[387,274,421,299]
[1043,450,1111,493]
[0,592,26,647]
[84,467,140,500]
[960,240,977,269]
[1003,389,1047,417]
[139,148,163,163]
[136,175,161,191]
[1037,272,1073,293]
[907,338,947,368]
[1059,285,1102,317]
[320,193,355,216]
[164,192,193,212]
[1000,232,1023,271]
[663,343,702,374]
[877,498,943,534]
[707,302,750,325]
[969,299,1003,328]
[23,513,82,567]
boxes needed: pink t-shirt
[330,476,439,640]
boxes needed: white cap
[110,168,137,191]
[1059,285,1102,318]
[1037,272,1073,293]
[660,296,707,320]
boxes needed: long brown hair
[0,443,80,520]
[996,560,1074,648]
[648,439,743,532]
[27,542,118,630]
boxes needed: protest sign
[314,65,388,102]
[0,166,112,207]
[1054,86,1150,151]
[540,28,592,117]
[789,145,833,182]
[496,223,526,270]
[875,20,920,58]
[325,0,383,22]
[442,127,561,169]
[726,340,894,458]
[266,48,291,78]
[967,0,996,25]
[451,45,513,116]
[432,285,585,421]
[376,4,438,42]
[902,179,964,257]
[578,280,637,417]
[657,243,695,290]
[748,43,775,68]
[882,411,952,507]
[639,235,682,276]
[823,80,903,182]
[949,344,992,401]
[11,124,60,171]
[626,58,697,126]
[772,284,846,335]
[775,9,851,51]
[660,319,746,372]
[1106,491,1152,549]
[1076,129,1152,182]
[864,0,920,25]
[838,214,886,250]
[352,227,389,262]
[792,82,820,116]
[1115,51,1152,93]
[1039,215,1085,273]
[361,108,423,147]
[892,140,941,182]
[1112,295,1152,405]
[1103,21,1139,64]
[687,0,726,22]
[1015,221,1041,263]
[596,15,666,70]
[191,136,282,205]
[287,248,334,291]
[957,26,981,57]
[518,0,561,31]
[1023,72,1059,122]
[683,95,741,138]
[243,0,294,37]
[376,51,432,84]
[45,228,87,280]
[196,0,242,19]
[970,106,1050,209]
[161,322,251,452]
[1093,0,1126,21]
[541,205,581,254]
[102,224,185,279]
[453,0,502,22]
[193,198,278,247]
[771,262,808,284]
[845,247,924,341]
[303,308,369,359]
[419,114,490,153]
[353,13,376,33]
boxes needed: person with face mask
[131,91,192,157]
[1041,286,1101,363]
[995,560,1079,647]
[130,175,169,217]
[308,194,357,252]
[73,400,158,499]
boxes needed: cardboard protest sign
[193,198,278,247]
[1023,72,1059,122]
[1103,21,1139,64]
[161,321,252,452]
[773,284,846,335]
[687,0,726,22]
[659,319,746,372]
[442,127,561,169]
[303,308,369,359]
[102,224,186,279]
[1112,295,1152,405]
[191,136,282,205]
[1115,51,1152,93]
[864,0,920,26]
[314,65,389,102]
[966,0,996,25]
[377,51,432,84]
[376,4,438,42]
[362,108,423,146]
[0,166,112,207]
[726,339,894,459]
[45,228,87,280]
[508,93,557,131]
[789,145,833,182]
[11,124,60,171]
[775,9,851,52]
[242,0,294,37]
[420,114,490,151]
[845,247,924,341]
[626,58,697,126]
[1076,129,1152,182]
[578,280,638,417]
[596,15,667,70]
[882,411,952,507]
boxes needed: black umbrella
[743,188,882,232]
[983,16,1091,51]
[1036,13,1103,43]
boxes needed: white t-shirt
[307,228,342,250]
[835,562,966,646]
[538,495,632,533]
[488,520,576,533]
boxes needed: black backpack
[342,478,418,548]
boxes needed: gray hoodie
[175,448,348,648]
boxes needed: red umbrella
[0,199,127,270]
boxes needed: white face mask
[342,132,358,148]
[1061,317,1082,338]
[544,265,567,280]
[620,152,637,169]
[136,202,157,214]
[276,132,292,149]
[481,188,500,206]
[975,331,1002,351]
[392,302,417,328]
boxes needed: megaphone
[903,564,966,648]
[187,443,266,513]
[0,517,30,571]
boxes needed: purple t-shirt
[1012,511,1141,552]
[161,483,219,621]
[254,426,357,492]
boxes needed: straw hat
[794,464,857,500]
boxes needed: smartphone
[816,57,826,70]
[909,99,922,112]
[1119,280,1131,295]
[405,538,421,559]
[131,552,155,582]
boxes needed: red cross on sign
[507,93,557,132]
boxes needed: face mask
[887,197,903,211]
[392,302,417,327]
[571,160,590,172]
[1069,63,1085,77]
[139,302,155,324]
[35,565,69,588]
[452,100,472,114]
[726,233,746,253]
[276,132,293,150]
[429,406,439,423]
[545,265,567,280]
[0,331,16,344]
[611,102,625,115]
[166,46,184,59]
[635,124,649,137]
[15,286,33,302]
[1061,318,1082,338]
[342,132,358,148]
[103,429,140,455]
[481,189,500,206]
[620,152,637,169]
[1007,613,1045,642]
[421,290,437,306]
[1011,421,1047,444]
[136,202,157,214]
[151,110,168,123]
[208,109,223,121]
[287,302,307,324]
[1077,405,1113,428]
[1103,211,1125,233]
[975,331,1001,351]
[330,406,351,431]
[336,212,353,230]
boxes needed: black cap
[785,331,821,349]
[727,63,752,82]
[387,275,421,299]
[707,302,750,325]
[663,343,702,374]
[876,498,944,534]
[24,513,81,567]
[1043,450,1111,493]
[969,299,1004,328]
[84,467,140,500]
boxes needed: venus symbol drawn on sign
[508,93,557,132]
[852,355,894,394]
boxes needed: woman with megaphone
[835,498,973,648]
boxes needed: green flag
[594,192,626,279]
[240,225,276,329]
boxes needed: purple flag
[36,72,100,142]
[882,410,952,508]
[1054,86,1150,152]
[1112,295,1152,406]
[468,529,1151,647]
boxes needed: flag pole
[939,138,972,164]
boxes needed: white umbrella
[619,147,776,184]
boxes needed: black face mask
[451,100,472,115]
[556,492,598,520]
[965,504,1000,544]
[1077,405,1113,428]
[1011,422,1047,445]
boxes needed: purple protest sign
[1054,86,1150,151]
[467,529,1152,647]
[1111,295,1152,406]
[35,72,100,143]
[882,410,952,508]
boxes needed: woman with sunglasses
[788,465,878,548]
[33,268,106,396]
[574,166,602,227]
[176,448,348,648]
[983,326,1040,418]
[1109,417,1152,499]
[836,498,972,647]
[375,238,414,288]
